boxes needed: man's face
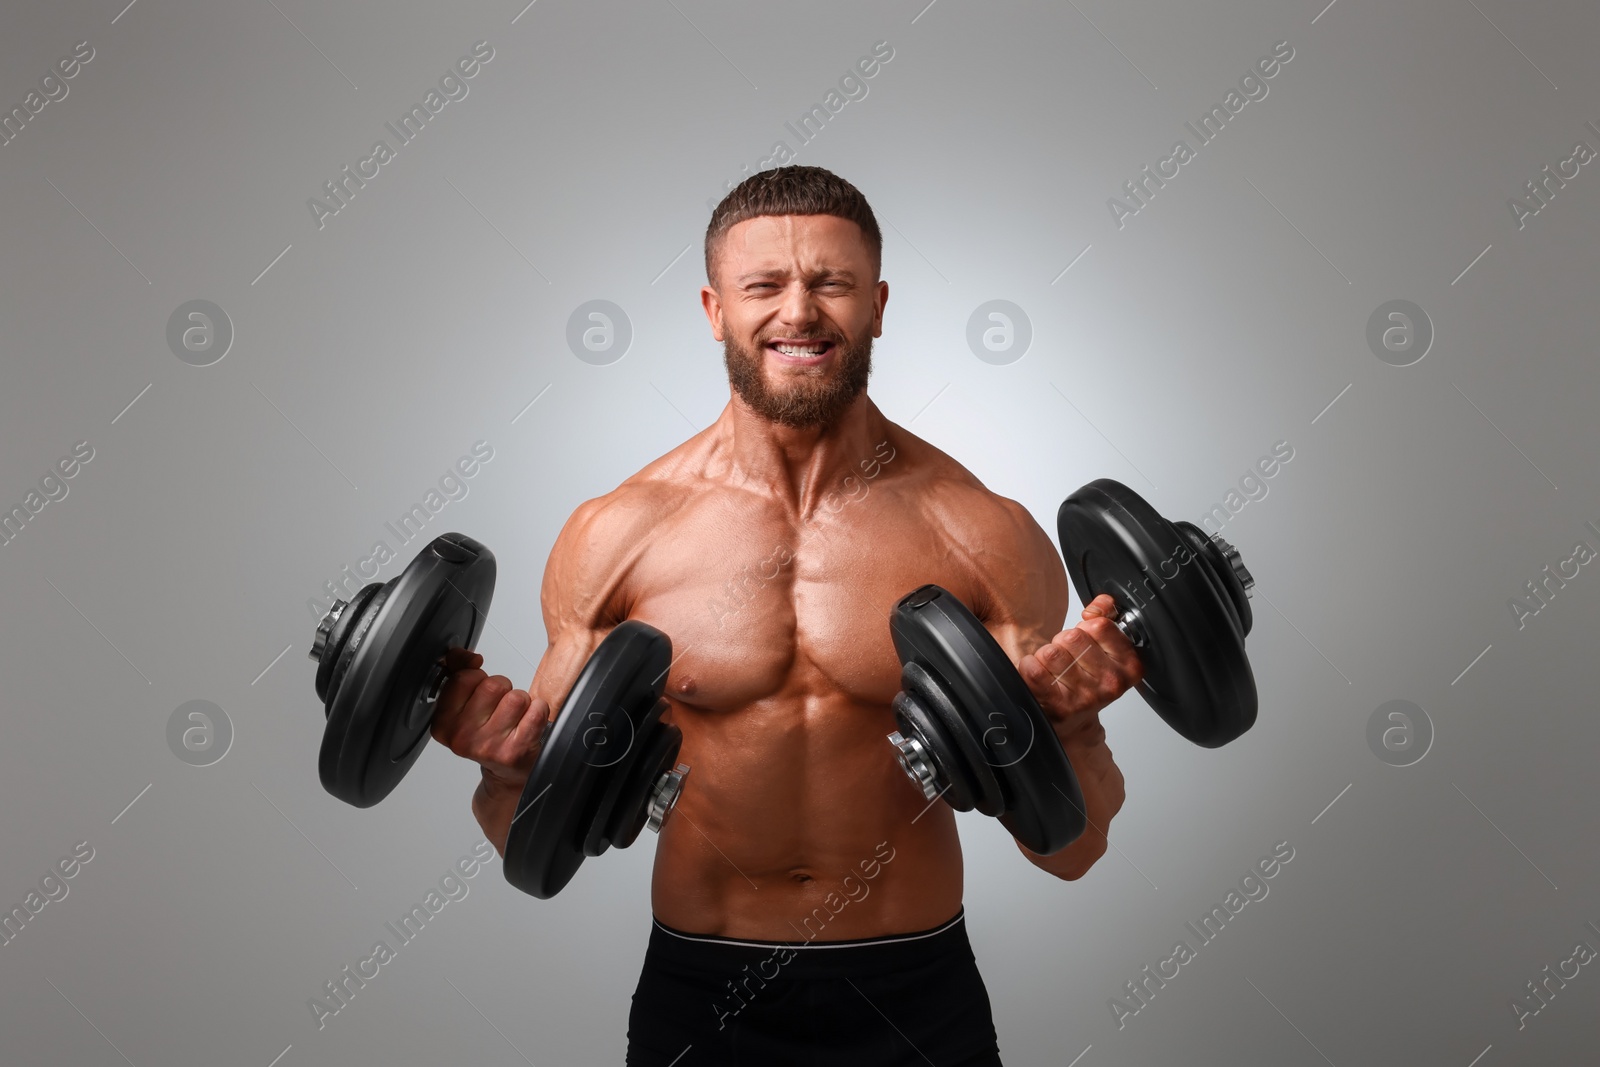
[702,214,888,430]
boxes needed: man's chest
[620,491,984,715]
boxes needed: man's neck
[712,392,892,515]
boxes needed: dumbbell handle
[1112,605,1149,648]
[421,662,448,704]
[1104,532,1253,650]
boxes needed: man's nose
[776,283,822,328]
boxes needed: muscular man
[430,166,1143,1065]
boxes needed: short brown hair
[704,165,882,286]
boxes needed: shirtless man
[430,166,1143,1065]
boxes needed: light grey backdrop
[2,0,1596,1064]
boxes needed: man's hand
[1017,593,1143,745]
[429,647,549,854]
[1013,593,1141,879]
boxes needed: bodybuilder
[430,166,1143,1065]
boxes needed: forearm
[1017,736,1124,880]
[452,687,548,859]
[471,773,525,858]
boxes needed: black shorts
[625,907,1003,1066]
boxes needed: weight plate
[600,715,682,852]
[891,686,978,814]
[1173,520,1253,637]
[1057,479,1256,747]
[895,661,1006,817]
[317,533,496,807]
[890,585,1086,855]
[582,695,661,857]
[503,620,673,899]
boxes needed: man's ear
[701,284,725,341]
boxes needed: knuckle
[443,670,485,702]
[472,681,510,708]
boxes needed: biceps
[986,616,1064,672]
[527,625,603,715]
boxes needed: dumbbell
[885,478,1258,855]
[308,532,689,898]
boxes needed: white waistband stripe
[652,912,964,950]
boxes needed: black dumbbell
[886,584,1089,855]
[311,532,496,808]
[886,478,1258,854]
[1056,478,1256,746]
[501,620,690,899]
[309,533,689,897]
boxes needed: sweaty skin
[431,214,1141,941]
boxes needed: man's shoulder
[895,430,1035,538]
[883,429,1066,623]
[559,476,688,550]
[542,478,688,615]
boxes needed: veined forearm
[1018,738,1123,880]
[472,774,524,858]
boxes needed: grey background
[1,0,1596,1064]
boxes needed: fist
[1018,594,1144,746]
[429,647,549,790]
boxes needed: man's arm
[964,495,1141,881]
[1011,606,1131,880]
[431,492,633,856]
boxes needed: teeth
[774,343,827,355]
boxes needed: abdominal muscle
[647,691,966,941]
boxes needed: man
[430,166,1143,1065]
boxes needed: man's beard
[723,330,873,430]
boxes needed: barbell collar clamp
[310,598,350,662]
[1209,534,1255,599]
[887,730,942,800]
[646,763,691,834]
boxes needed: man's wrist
[477,767,527,801]
[1056,718,1107,753]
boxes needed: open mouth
[766,339,835,363]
